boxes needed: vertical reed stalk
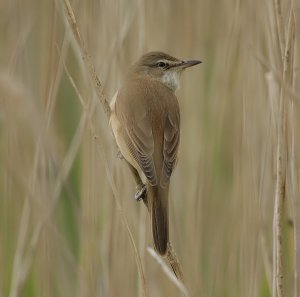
[272,7,294,297]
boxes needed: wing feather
[117,102,158,186]
[160,112,180,188]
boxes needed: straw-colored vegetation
[0,0,299,296]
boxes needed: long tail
[147,184,169,255]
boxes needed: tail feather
[147,184,169,255]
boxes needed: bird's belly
[110,112,146,182]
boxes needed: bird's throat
[161,71,181,91]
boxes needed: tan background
[0,0,299,296]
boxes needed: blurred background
[0,0,299,296]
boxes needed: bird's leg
[124,161,147,202]
[134,184,147,201]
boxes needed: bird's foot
[134,184,147,201]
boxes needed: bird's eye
[157,61,169,68]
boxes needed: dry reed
[0,0,299,297]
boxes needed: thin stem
[272,7,294,297]
[60,0,186,287]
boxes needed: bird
[110,51,201,255]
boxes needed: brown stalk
[61,0,187,291]
[291,2,300,297]
[272,6,294,297]
[9,27,70,297]
[273,0,285,62]
[63,61,149,297]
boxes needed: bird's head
[132,51,202,91]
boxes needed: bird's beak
[180,60,202,69]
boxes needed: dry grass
[0,0,299,297]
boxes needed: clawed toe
[134,185,147,201]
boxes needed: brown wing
[116,84,158,186]
[115,78,179,187]
[125,116,157,186]
[160,105,180,188]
